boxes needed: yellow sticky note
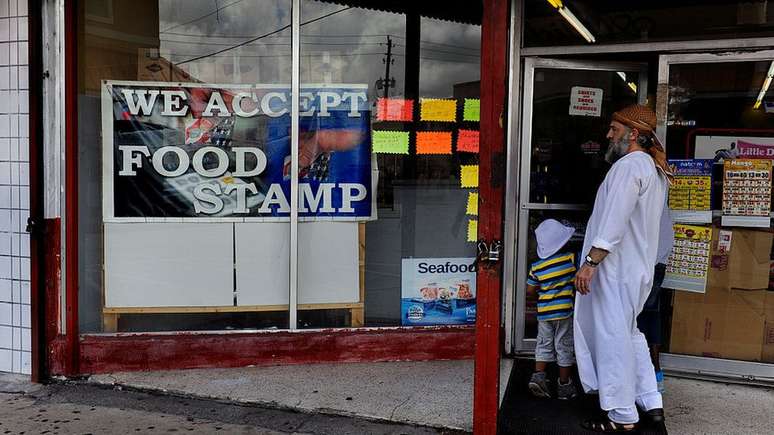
[460,165,479,188]
[420,98,457,122]
[466,192,478,216]
[467,219,478,242]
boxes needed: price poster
[668,159,713,224]
[721,159,772,228]
[662,224,712,293]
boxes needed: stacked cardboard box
[763,291,774,363]
[670,227,773,361]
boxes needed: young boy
[527,219,579,400]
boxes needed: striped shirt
[527,252,577,322]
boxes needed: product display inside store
[660,58,774,364]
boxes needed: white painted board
[234,223,290,306]
[235,222,360,306]
[104,223,234,307]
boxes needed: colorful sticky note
[467,219,478,242]
[457,129,480,153]
[372,130,410,154]
[466,192,478,216]
[416,131,453,155]
[460,165,479,188]
[463,99,480,122]
[376,98,414,122]
[420,98,457,122]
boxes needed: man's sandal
[581,417,638,432]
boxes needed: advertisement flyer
[102,81,374,221]
[667,159,713,224]
[721,159,772,228]
[662,224,712,293]
[401,258,477,326]
[694,135,774,162]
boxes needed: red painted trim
[685,127,774,158]
[27,0,43,382]
[64,0,80,376]
[78,327,475,374]
[44,218,62,375]
[474,1,509,434]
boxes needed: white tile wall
[0,0,29,375]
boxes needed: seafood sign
[401,258,477,326]
[102,81,373,221]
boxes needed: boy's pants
[535,317,575,367]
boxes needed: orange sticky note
[461,165,478,188]
[420,98,457,122]
[416,131,453,155]
[377,98,414,121]
[457,129,479,153]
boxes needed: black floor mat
[498,359,668,435]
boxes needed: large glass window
[297,1,481,328]
[660,57,774,365]
[78,0,482,332]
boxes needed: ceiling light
[547,0,563,8]
[555,4,596,43]
[754,60,774,109]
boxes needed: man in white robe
[574,105,672,432]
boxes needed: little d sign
[569,86,603,117]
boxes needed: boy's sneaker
[557,377,578,400]
[655,370,665,393]
[528,372,551,398]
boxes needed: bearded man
[574,105,672,432]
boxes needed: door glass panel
[527,68,641,205]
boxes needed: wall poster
[102,81,375,222]
[721,159,772,228]
[667,159,713,224]
[401,258,477,326]
[662,224,712,293]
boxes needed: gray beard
[605,138,629,164]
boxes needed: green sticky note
[463,99,480,122]
[372,130,410,154]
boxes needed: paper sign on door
[569,86,603,117]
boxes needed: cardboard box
[708,227,773,290]
[763,291,774,363]
[670,286,766,361]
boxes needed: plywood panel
[235,222,359,306]
[104,223,234,307]
[234,223,289,306]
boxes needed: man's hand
[575,264,597,295]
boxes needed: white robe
[574,151,668,411]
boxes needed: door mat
[498,358,668,435]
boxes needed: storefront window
[661,58,774,364]
[298,1,481,328]
[78,0,482,333]
[524,0,774,48]
[78,0,293,332]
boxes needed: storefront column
[473,0,509,433]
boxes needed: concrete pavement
[0,374,462,435]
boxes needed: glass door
[513,58,647,352]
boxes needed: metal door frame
[511,58,648,353]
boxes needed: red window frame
[39,0,510,431]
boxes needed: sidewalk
[0,373,461,435]
[87,360,774,434]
